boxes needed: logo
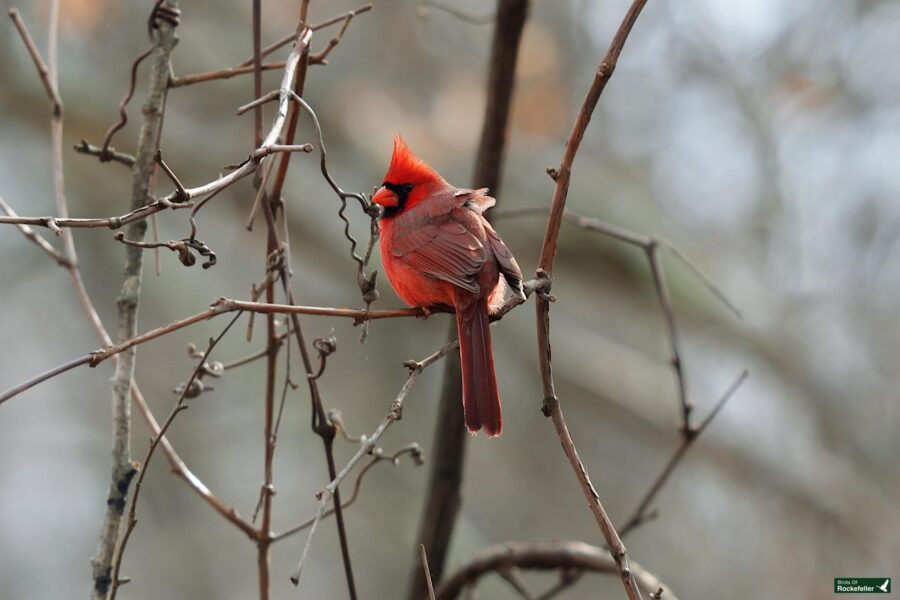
[835,578,891,594]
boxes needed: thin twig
[236,4,374,68]
[421,545,437,600]
[74,140,136,167]
[7,8,63,115]
[133,386,258,539]
[271,444,424,543]
[284,93,380,338]
[0,29,315,235]
[0,281,545,406]
[0,355,93,403]
[11,0,257,565]
[0,195,72,267]
[417,0,496,25]
[497,566,535,599]
[167,5,374,88]
[108,313,243,599]
[0,197,192,230]
[308,3,368,64]
[618,370,749,538]
[290,341,456,586]
[534,1,650,599]
[534,569,584,600]
[434,541,678,600]
[99,1,182,158]
[496,205,742,438]
[557,211,740,318]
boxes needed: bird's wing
[483,219,525,299]
[454,188,495,214]
[392,206,487,294]
[456,188,525,298]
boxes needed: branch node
[47,218,62,236]
[154,149,189,202]
[403,359,424,373]
[541,396,557,417]
[598,60,615,79]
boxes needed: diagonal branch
[618,370,749,538]
[290,341,457,586]
[271,443,424,543]
[0,195,72,267]
[166,5,373,88]
[7,8,63,115]
[534,1,650,599]
[108,313,244,599]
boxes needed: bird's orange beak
[372,185,398,207]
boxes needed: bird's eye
[402,183,413,194]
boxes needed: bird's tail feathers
[456,298,502,437]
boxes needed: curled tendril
[286,92,381,341]
[114,232,217,269]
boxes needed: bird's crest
[383,135,443,185]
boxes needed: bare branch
[290,342,455,586]
[74,140,136,167]
[434,541,679,600]
[91,1,180,596]
[618,370,749,538]
[167,5,374,88]
[108,313,243,599]
[0,355,93,404]
[235,4,374,68]
[95,0,182,159]
[271,443,424,543]
[0,195,72,267]
[0,277,548,407]
[9,0,259,557]
[0,29,315,235]
[421,545,437,600]
[533,1,651,599]
[0,197,192,231]
[7,7,63,115]
[132,387,257,538]
[416,0,495,25]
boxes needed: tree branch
[7,8,63,115]
[534,1,650,599]
[0,195,72,267]
[91,2,180,597]
[434,541,677,600]
[618,370,748,538]
[290,341,456,586]
[108,313,243,599]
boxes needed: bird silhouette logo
[878,579,890,593]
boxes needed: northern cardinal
[373,136,524,436]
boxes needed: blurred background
[1,0,899,598]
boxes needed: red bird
[372,136,524,436]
